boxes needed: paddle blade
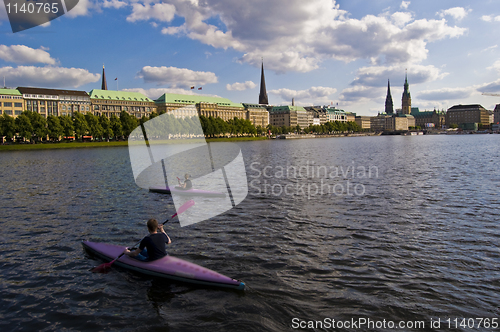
[90,262,113,273]
[176,199,195,216]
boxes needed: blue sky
[1,0,500,115]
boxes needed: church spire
[403,70,410,99]
[101,64,108,90]
[385,79,394,114]
[402,70,411,114]
[259,60,268,105]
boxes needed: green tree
[120,111,138,138]
[85,113,103,140]
[256,125,264,136]
[110,114,122,139]
[0,113,16,142]
[15,113,33,142]
[59,115,74,138]
[73,112,89,141]
[99,115,113,142]
[47,115,64,141]
[23,111,47,142]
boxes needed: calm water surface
[0,135,499,331]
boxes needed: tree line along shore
[0,110,362,150]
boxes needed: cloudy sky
[1,0,500,115]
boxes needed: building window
[14,102,22,108]
[4,102,12,107]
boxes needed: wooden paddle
[91,200,195,273]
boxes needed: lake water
[1,135,499,331]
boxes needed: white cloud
[418,87,474,101]
[488,60,500,73]
[123,88,192,100]
[481,15,500,23]
[0,66,99,88]
[0,45,57,65]
[127,3,176,22]
[478,79,500,94]
[481,15,492,22]
[339,85,384,103]
[226,81,256,91]
[437,7,470,21]
[350,64,447,88]
[66,0,94,17]
[118,0,466,74]
[391,12,413,27]
[103,0,127,9]
[269,86,337,103]
[136,66,218,88]
[400,1,410,10]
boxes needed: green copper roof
[0,88,22,96]
[270,105,306,112]
[155,93,243,108]
[88,89,153,102]
[325,108,346,114]
[412,111,435,118]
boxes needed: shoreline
[0,136,269,151]
[1,131,494,151]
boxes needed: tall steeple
[385,79,394,114]
[101,64,108,90]
[402,70,411,114]
[259,60,268,105]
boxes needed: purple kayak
[149,186,226,197]
[82,240,245,290]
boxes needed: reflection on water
[0,135,499,331]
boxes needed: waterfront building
[0,88,23,118]
[355,116,371,130]
[89,89,156,118]
[304,106,328,125]
[325,107,353,122]
[370,113,389,131]
[242,103,270,127]
[410,108,445,129]
[154,93,269,127]
[269,105,308,129]
[401,72,411,115]
[446,104,490,129]
[17,87,91,117]
[371,112,414,131]
[385,80,394,114]
[494,104,500,124]
[393,114,415,130]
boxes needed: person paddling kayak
[123,218,171,261]
[177,173,192,190]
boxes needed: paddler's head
[184,173,190,179]
[147,218,159,233]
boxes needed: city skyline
[1,0,500,115]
